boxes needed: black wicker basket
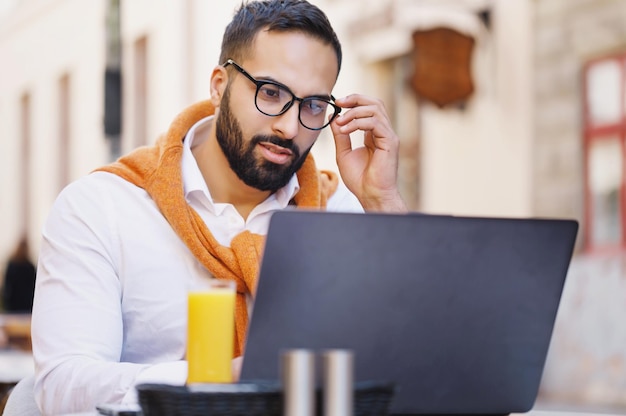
[137,380,394,416]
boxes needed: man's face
[215,84,311,192]
[214,30,339,192]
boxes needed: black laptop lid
[240,211,578,415]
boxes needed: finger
[334,105,377,128]
[335,103,392,133]
[336,95,389,120]
[330,115,353,157]
[337,116,394,146]
[334,94,383,110]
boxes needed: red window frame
[582,53,626,252]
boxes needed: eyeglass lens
[256,83,336,130]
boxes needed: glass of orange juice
[187,279,236,384]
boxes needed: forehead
[242,29,339,96]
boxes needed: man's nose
[271,102,300,139]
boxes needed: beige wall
[0,0,108,259]
[421,0,533,217]
[320,0,535,217]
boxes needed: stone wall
[540,255,626,409]
[533,0,626,239]
[533,0,626,410]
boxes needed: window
[583,55,626,250]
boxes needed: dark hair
[219,0,342,75]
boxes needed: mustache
[251,135,298,154]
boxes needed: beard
[215,86,312,192]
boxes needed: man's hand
[330,94,407,213]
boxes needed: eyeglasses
[222,59,341,131]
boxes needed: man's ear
[210,66,228,108]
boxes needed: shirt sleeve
[326,182,364,213]
[30,177,184,415]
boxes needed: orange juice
[187,281,236,383]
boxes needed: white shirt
[31,116,363,415]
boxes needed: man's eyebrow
[258,76,333,100]
[307,93,334,101]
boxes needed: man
[31,0,407,413]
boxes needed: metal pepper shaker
[322,349,354,416]
[282,349,316,416]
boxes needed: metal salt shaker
[282,349,316,416]
[322,349,354,416]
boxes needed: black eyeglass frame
[222,59,341,131]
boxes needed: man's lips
[258,142,294,165]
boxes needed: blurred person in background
[2,236,36,313]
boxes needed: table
[0,349,34,384]
[61,409,626,416]
[0,348,34,414]
[0,313,32,351]
[520,411,625,416]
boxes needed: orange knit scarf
[94,100,337,356]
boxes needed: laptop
[240,210,578,415]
